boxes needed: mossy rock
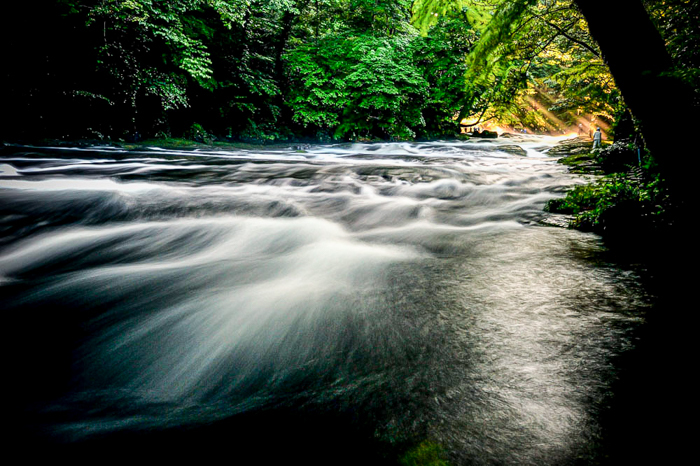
[557,152,604,174]
[546,137,595,156]
[498,145,527,156]
[400,441,450,466]
[596,140,639,173]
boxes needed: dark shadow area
[596,229,696,465]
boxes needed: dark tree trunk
[573,6,696,466]
[574,0,697,200]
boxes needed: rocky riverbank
[546,137,605,174]
[542,135,672,249]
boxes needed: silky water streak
[0,138,650,464]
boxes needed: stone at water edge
[498,145,528,156]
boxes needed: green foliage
[462,0,535,88]
[141,70,189,111]
[545,170,669,233]
[411,1,616,131]
[284,1,479,139]
[414,10,479,136]
[4,0,614,140]
[90,0,219,86]
[8,0,693,144]
[239,120,288,142]
[646,0,700,97]
[412,0,459,34]
[400,441,451,466]
[285,33,428,139]
[345,0,414,32]
[185,122,214,143]
[594,141,640,173]
[509,1,615,130]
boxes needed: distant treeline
[1,1,697,143]
[1,1,477,142]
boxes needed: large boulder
[498,145,527,156]
[546,137,592,156]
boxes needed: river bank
[543,136,675,249]
[2,134,475,151]
[3,137,315,152]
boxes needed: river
[0,136,659,463]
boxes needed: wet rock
[546,137,592,156]
[555,140,639,175]
[498,145,527,156]
[557,152,604,175]
[569,146,591,154]
[539,214,574,228]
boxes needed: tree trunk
[572,5,696,466]
[574,0,697,200]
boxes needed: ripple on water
[0,139,649,464]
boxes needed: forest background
[2,0,697,144]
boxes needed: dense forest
[3,0,696,144]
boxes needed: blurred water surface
[1,137,652,463]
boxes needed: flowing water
[1,136,654,463]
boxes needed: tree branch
[534,15,600,57]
